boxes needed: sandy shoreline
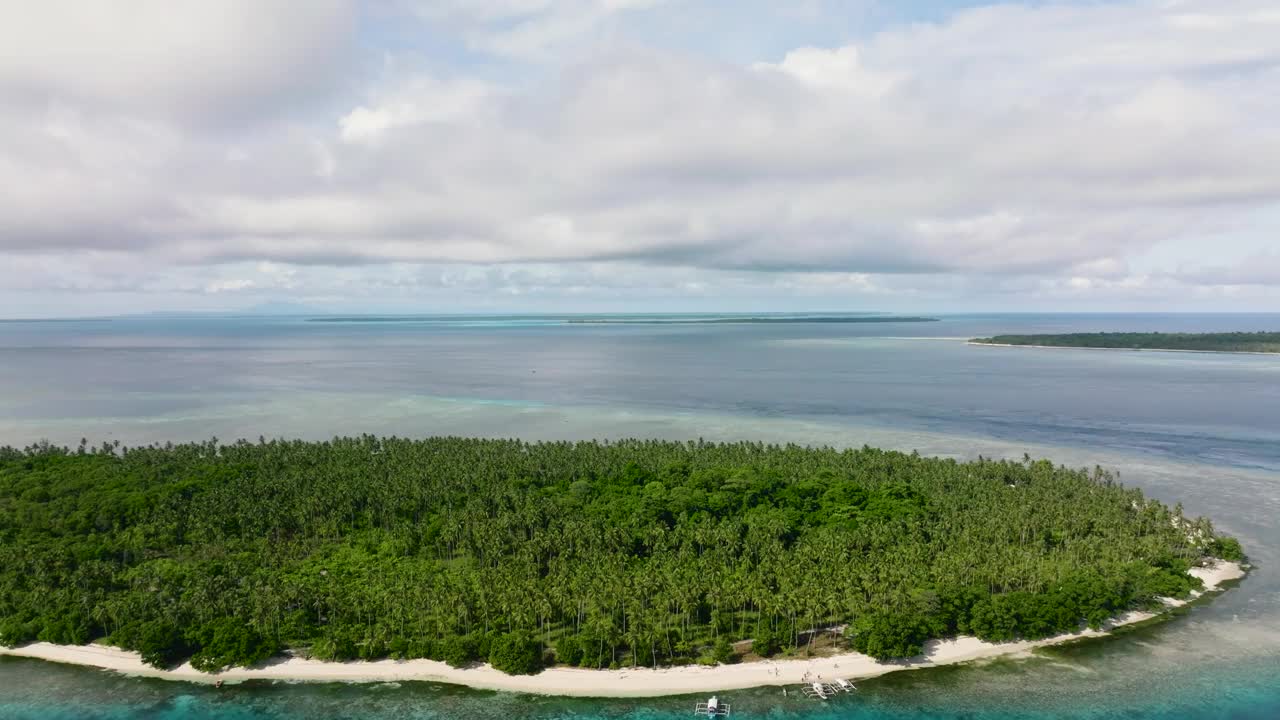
[967,341,1278,356]
[0,561,1245,698]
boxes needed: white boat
[835,678,856,692]
[801,682,829,700]
[694,695,731,716]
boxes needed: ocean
[0,312,1276,719]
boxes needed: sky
[1,0,1279,317]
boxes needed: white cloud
[1,0,1279,313]
[402,0,673,59]
[204,278,256,294]
[0,0,357,125]
[753,45,898,96]
[339,76,495,144]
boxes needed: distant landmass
[566,315,940,325]
[0,317,112,323]
[304,314,941,325]
[306,316,522,323]
[970,332,1280,354]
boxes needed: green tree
[135,620,189,669]
[441,635,476,668]
[488,633,543,675]
[849,610,932,661]
[751,627,781,657]
[712,636,735,664]
[554,635,584,666]
[186,619,276,672]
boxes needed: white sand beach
[0,561,1245,698]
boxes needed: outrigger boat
[800,679,856,699]
[694,695,731,716]
[801,682,830,700]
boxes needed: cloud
[1178,253,1280,286]
[1,0,1279,313]
[753,45,898,96]
[400,0,674,59]
[184,4,1278,272]
[0,0,358,126]
[338,75,496,144]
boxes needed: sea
[0,312,1276,720]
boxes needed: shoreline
[967,341,1278,356]
[0,562,1245,698]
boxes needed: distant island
[566,315,939,324]
[970,332,1280,354]
[302,315,941,325]
[0,437,1244,692]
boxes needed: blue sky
[1,0,1278,316]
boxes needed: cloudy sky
[2,0,1279,316]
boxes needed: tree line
[972,331,1280,353]
[0,437,1243,673]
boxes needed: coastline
[0,561,1245,698]
[967,341,1278,356]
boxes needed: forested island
[971,332,1280,353]
[0,438,1244,678]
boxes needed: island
[0,438,1245,694]
[302,315,941,325]
[566,316,940,324]
[970,332,1280,354]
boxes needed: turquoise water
[2,646,1277,719]
[0,313,1276,719]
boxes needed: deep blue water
[0,313,1276,719]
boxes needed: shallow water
[0,313,1276,719]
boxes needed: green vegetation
[488,632,544,675]
[971,332,1280,353]
[0,438,1239,671]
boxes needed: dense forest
[972,332,1280,353]
[0,438,1243,675]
